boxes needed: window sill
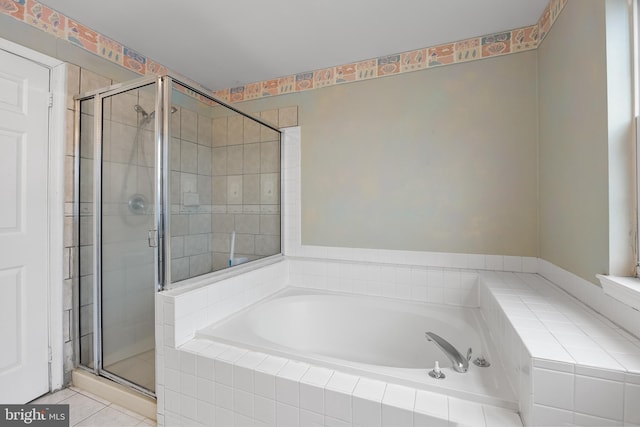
[596,274,640,311]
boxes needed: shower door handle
[148,229,158,247]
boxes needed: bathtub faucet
[425,332,471,373]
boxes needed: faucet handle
[467,348,472,361]
[428,361,446,379]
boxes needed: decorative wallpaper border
[1,0,567,103]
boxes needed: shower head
[134,104,177,119]
[134,104,149,118]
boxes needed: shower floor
[104,350,155,392]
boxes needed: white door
[0,49,51,403]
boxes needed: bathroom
[1,0,640,426]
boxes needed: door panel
[0,49,51,403]
[100,84,156,393]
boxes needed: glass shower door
[99,83,157,393]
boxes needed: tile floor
[31,387,155,426]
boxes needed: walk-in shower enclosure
[75,74,282,395]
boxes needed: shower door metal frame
[75,75,162,398]
[158,74,283,290]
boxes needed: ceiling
[38,0,550,91]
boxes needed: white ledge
[596,274,640,311]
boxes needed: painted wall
[538,0,634,284]
[241,51,539,256]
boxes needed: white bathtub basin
[197,287,517,408]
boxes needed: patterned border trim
[0,0,567,103]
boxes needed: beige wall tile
[197,145,212,175]
[170,138,181,171]
[189,253,212,276]
[64,216,75,247]
[227,175,243,205]
[260,141,280,173]
[189,213,212,234]
[106,122,136,163]
[278,106,298,127]
[170,171,180,204]
[261,125,279,143]
[260,215,280,236]
[184,234,209,256]
[243,143,260,173]
[212,253,229,271]
[171,106,181,138]
[243,174,260,204]
[211,232,231,253]
[227,145,243,175]
[212,176,227,204]
[80,68,111,94]
[180,141,198,173]
[66,155,76,203]
[171,214,189,236]
[198,115,213,147]
[260,109,278,128]
[171,258,189,282]
[213,117,228,147]
[212,147,227,176]
[260,173,279,204]
[197,175,212,204]
[181,172,197,194]
[180,108,197,142]
[227,115,244,145]
[66,109,75,156]
[79,275,93,306]
[110,90,138,126]
[171,236,184,259]
[79,215,93,246]
[235,234,255,255]
[66,63,80,110]
[235,214,259,234]
[212,213,234,233]
[244,117,261,143]
[79,111,94,159]
[255,235,280,256]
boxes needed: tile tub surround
[155,258,523,426]
[158,338,522,427]
[156,256,640,426]
[480,271,640,426]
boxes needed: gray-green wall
[538,0,635,284]
[241,51,540,256]
[2,0,635,285]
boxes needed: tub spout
[425,332,470,373]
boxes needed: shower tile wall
[169,106,295,282]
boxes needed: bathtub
[197,287,517,409]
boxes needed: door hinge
[47,92,53,108]
[148,229,158,248]
[48,347,52,363]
